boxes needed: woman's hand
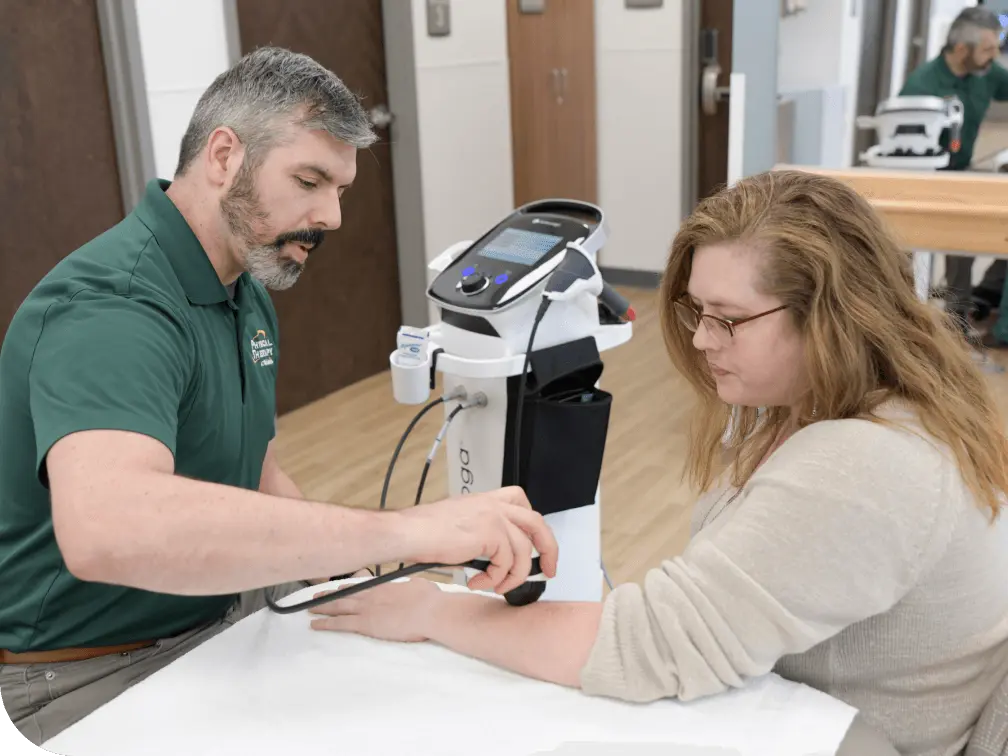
[309,576,603,689]
[308,577,442,643]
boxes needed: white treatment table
[34,580,864,756]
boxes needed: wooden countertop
[772,164,1008,256]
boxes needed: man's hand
[396,486,558,595]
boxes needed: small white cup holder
[390,351,432,405]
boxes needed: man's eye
[296,177,316,189]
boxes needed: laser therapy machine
[856,94,964,169]
[267,199,634,614]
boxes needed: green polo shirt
[0,179,279,651]
[899,55,1008,170]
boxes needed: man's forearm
[56,471,409,595]
[422,593,603,688]
[259,463,368,583]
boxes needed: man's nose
[310,195,342,231]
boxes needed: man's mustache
[271,228,325,253]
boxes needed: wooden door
[0,0,125,342]
[696,0,734,201]
[507,0,597,207]
[234,0,402,415]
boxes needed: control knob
[458,271,489,296]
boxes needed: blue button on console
[495,273,509,285]
[462,266,475,277]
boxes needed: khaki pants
[0,582,305,746]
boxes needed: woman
[309,170,1008,756]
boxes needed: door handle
[550,67,567,104]
[701,64,730,115]
[699,27,730,115]
[551,67,566,104]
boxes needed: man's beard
[969,53,993,76]
[219,163,325,291]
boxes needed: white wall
[927,0,978,59]
[777,0,862,167]
[407,0,515,302]
[134,0,231,179]
[594,0,685,273]
[408,0,686,280]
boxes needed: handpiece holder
[390,326,433,405]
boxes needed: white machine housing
[389,200,632,602]
[856,94,964,169]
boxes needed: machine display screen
[477,228,563,266]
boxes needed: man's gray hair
[944,7,1003,51]
[175,46,377,176]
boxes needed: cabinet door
[507,0,597,207]
[550,0,598,205]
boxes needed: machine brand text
[459,446,473,494]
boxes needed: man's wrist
[380,508,426,565]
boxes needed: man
[0,46,557,745]
[899,6,1008,343]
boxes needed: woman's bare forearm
[54,469,407,595]
[422,592,604,687]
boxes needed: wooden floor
[273,286,1008,587]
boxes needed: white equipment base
[42,580,858,756]
[859,145,950,170]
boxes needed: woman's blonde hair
[659,169,1008,519]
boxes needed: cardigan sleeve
[579,417,964,702]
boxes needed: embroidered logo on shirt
[250,329,275,367]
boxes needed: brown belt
[0,640,155,665]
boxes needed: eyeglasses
[673,296,787,342]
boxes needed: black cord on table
[264,555,542,615]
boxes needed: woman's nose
[692,318,716,351]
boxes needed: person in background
[0,46,556,745]
[312,170,1008,756]
[899,6,1008,346]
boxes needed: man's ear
[205,127,244,188]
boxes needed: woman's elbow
[579,659,685,704]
